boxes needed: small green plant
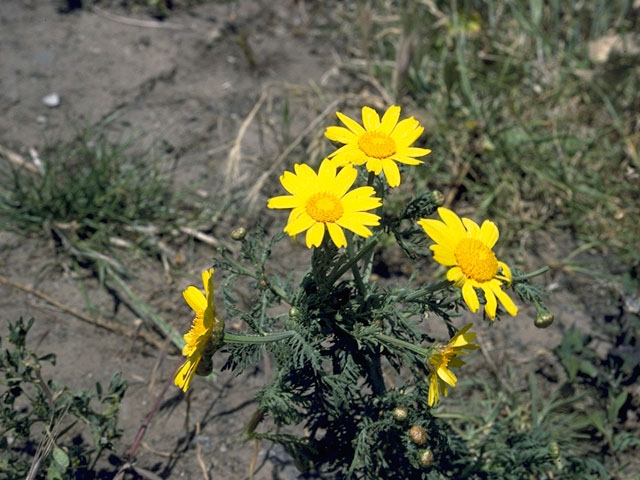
[0,318,127,480]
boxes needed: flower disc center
[306,192,344,223]
[358,131,396,159]
[454,238,498,282]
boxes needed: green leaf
[52,446,69,470]
[578,359,598,378]
[607,391,628,423]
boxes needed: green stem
[513,266,549,282]
[223,331,295,344]
[347,238,367,296]
[374,332,434,357]
[401,279,453,302]
[327,232,382,285]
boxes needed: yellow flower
[418,207,518,320]
[324,105,431,188]
[267,159,382,248]
[427,323,478,407]
[174,268,224,392]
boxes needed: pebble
[42,92,60,107]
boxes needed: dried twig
[226,90,269,184]
[179,226,220,247]
[92,5,187,31]
[0,273,168,351]
[0,143,39,173]
[195,422,210,480]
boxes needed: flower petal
[461,217,480,236]
[285,213,315,236]
[365,157,383,174]
[446,266,465,285]
[461,281,480,313]
[336,111,365,135]
[391,155,423,166]
[437,365,458,387]
[417,218,457,246]
[492,284,518,316]
[379,105,401,135]
[325,126,357,144]
[482,285,498,320]
[174,356,199,392]
[305,221,325,248]
[428,373,439,407]
[183,286,206,313]
[361,106,381,131]
[267,195,300,209]
[326,222,347,248]
[431,244,457,266]
[333,163,358,198]
[479,220,499,248]
[438,208,467,239]
[382,158,401,187]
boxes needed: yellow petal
[202,268,214,299]
[183,286,206,313]
[280,171,302,195]
[326,222,347,248]
[479,220,499,248]
[438,208,467,239]
[379,105,401,135]
[482,285,497,320]
[498,261,513,284]
[365,157,383,174]
[431,244,456,266]
[446,266,465,285]
[402,147,431,158]
[461,217,480,235]
[332,163,358,198]
[361,106,381,131]
[382,158,401,187]
[174,356,200,392]
[462,281,480,313]
[391,155,423,166]
[336,216,374,238]
[305,222,325,248]
[325,126,357,144]
[318,157,337,188]
[327,143,358,160]
[336,111,366,136]
[391,117,420,141]
[267,195,300,209]
[437,365,458,387]
[428,373,439,407]
[492,284,518,316]
[339,211,381,227]
[417,218,457,246]
[285,212,315,236]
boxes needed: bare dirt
[0,1,623,479]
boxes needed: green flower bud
[231,227,246,241]
[409,425,428,445]
[431,190,444,206]
[535,310,554,328]
[418,448,434,468]
[392,407,408,421]
[548,441,560,459]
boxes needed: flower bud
[418,448,434,467]
[231,227,246,241]
[392,407,408,421]
[289,306,301,319]
[535,310,554,328]
[548,441,560,459]
[409,425,428,445]
[431,190,444,206]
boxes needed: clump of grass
[0,128,176,261]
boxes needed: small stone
[42,92,60,108]
[36,115,48,126]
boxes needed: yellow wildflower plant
[324,105,431,188]
[418,208,518,320]
[427,323,478,407]
[267,159,382,248]
[174,268,224,392]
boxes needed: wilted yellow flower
[418,208,518,320]
[174,268,223,392]
[267,160,382,248]
[324,105,431,188]
[427,323,478,407]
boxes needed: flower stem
[327,232,382,285]
[347,237,367,296]
[374,332,433,357]
[400,279,453,302]
[223,331,295,344]
[513,266,549,282]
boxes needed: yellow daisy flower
[427,323,478,407]
[324,105,431,188]
[267,159,382,248]
[418,207,518,320]
[174,268,224,392]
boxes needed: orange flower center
[454,238,498,282]
[306,192,343,223]
[358,131,396,159]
